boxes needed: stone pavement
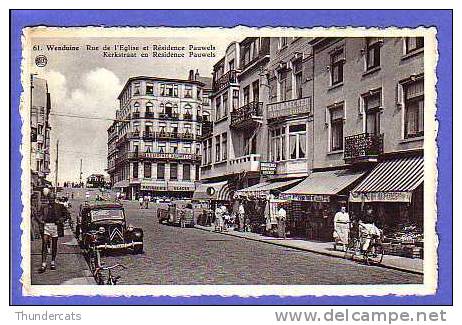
[194,225,423,275]
[30,228,95,285]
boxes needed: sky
[28,35,238,184]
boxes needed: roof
[196,76,212,90]
[350,156,423,202]
[281,169,366,197]
[117,76,206,99]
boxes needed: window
[363,90,382,135]
[207,139,212,164]
[232,90,239,110]
[270,127,286,161]
[158,142,166,153]
[170,163,178,180]
[157,163,165,180]
[37,124,43,135]
[215,97,222,120]
[144,142,152,153]
[183,164,191,181]
[252,80,260,103]
[133,162,138,178]
[133,102,140,112]
[215,135,221,162]
[228,59,235,71]
[244,135,257,155]
[146,102,153,113]
[329,104,344,151]
[222,92,229,116]
[170,144,178,154]
[405,37,424,54]
[243,86,250,105]
[144,162,151,178]
[222,132,227,160]
[184,85,193,98]
[134,82,141,95]
[365,38,381,70]
[202,141,208,165]
[160,84,178,97]
[278,69,291,101]
[146,82,154,95]
[183,143,191,153]
[330,49,344,86]
[404,78,424,138]
[293,61,303,99]
[288,124,307,159]
[164,103,173,116]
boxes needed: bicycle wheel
[344,238,358,260]
[365,243,384,265]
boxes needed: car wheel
[133,242,143,254]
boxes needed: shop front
[234,178,303,234]
[280,169,366,241]
[140,181,196,200]
[192,180,233,225]
[349,155,424,258]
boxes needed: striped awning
[280,169,366,202]
[193,181,233,201]
[350,156,423,203]
[235,178,303,198]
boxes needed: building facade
[200,38,270,191]
[107,72,210,200]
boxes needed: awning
[113,180,129,188]
[280,169,366,202]
[235,178,303,198]
[350,156,423,203]
[193,181,232,201]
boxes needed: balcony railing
[144,111,155,118]
[131,112,141,119]
[212,70,239,93]
[228,154,261,173]
[142,131,155,139]
[155,131,194,141]
[183,113,193,121]
[344,132,384,163]
[125,151,201,162]
[230,101,263,129]
[159,112,180,120]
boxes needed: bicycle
[93,263,126,285]
[344,223,384,265]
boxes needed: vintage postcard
[19,26,437,297]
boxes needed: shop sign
[349,191,412,203]
[260,162,277,175]
[267,97,312,119]
[279,193,330,202]
[141,184,194,191]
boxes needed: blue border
[10,9,452,305]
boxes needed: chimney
[188,69,194,81]
[195,69,200,81]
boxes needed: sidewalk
[194,225,423,275]
[30,228,95,285]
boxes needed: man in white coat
[333,206,350,250]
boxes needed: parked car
[76,202,144,261]
[157,200,194,227]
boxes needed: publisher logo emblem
[35,55,47,67]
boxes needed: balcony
[131,112,141,119]
[144,111,155,118]
[228,154,261,174]
[155,131,194,141]
[142,131,155,139]
[212,70,239,93]
[344,132,384,163]
[230,101,263,129]
[127,151,201,163]
[267,96,312,120]
[159,112,180,120]
[183,112,193,121]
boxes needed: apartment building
[107,71,210,200]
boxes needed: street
[62,189,423,285]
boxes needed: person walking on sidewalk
[333,206,350,251]
[238,201,245,232]
[276,204,287,239]
[38,191,65,273]
[139,196,144,209]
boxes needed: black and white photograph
[21,27,437,297]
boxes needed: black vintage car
[76,202,144,257]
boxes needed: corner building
[108,72,211,200]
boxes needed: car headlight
[134,232,142,237]
[98,226,105,234]
[127,224,134,231]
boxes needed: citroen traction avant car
[76,202,144,260]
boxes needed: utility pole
[79,158,83,187]
[55,139,59,192]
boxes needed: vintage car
[76,202,143,255]
[157,200,195,227]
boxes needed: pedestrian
[221,204,229,231]
[277,204,287,239]
[38,191,65,273]
[139,195,144,209]
[333,205,350,251]
[146,195,151,209]
[214,205,223,232]
[116,191,120,202]
[85,191,90,202]
[238,201,245,232]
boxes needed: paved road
[66,189,423,285]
